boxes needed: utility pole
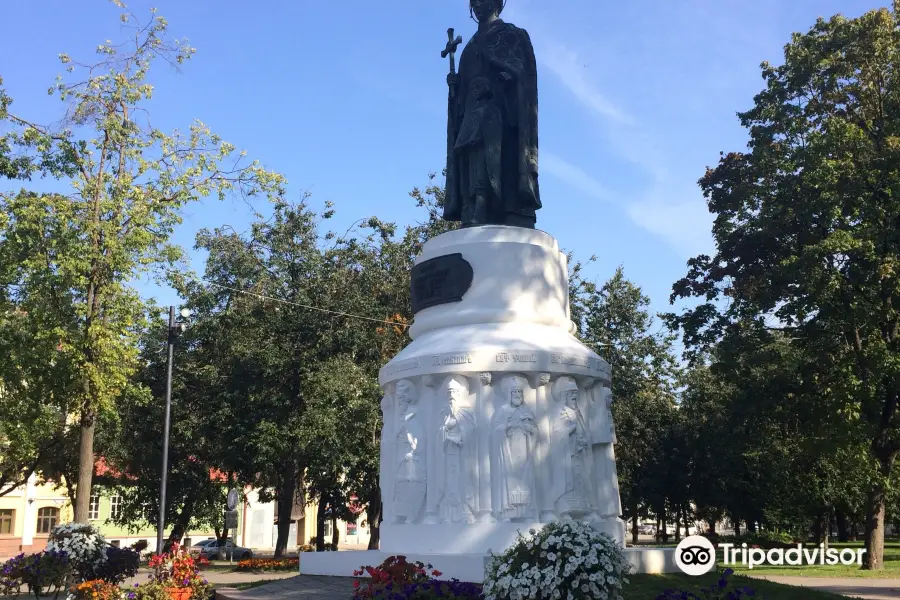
[156,306,176,555]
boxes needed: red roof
[95,457,227,483]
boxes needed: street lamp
[156,306,192,555]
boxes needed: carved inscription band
[381,350,610,382]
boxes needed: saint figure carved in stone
[589,383,622,519]
[438,376,477,523]
[379,392,394,523]
[444,0,541,228]
[393,379,426,523]
[492,374,536,521]
[550,376,593,517]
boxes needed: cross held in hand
[441,28,464,74]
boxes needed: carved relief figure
[590,383,622,518]
[379,392,394,523]
[438,376,477,523]
[393,379,426,523]
[443,0,541,228]
[550,376,593,517]
[492,374,537,521]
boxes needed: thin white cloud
[626,189,715,258]
[537,42,634,126]
[541,151,612,202]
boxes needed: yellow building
[0,474,72,558]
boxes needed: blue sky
[0,0,881,337]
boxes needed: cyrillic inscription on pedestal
[410,253,474,313]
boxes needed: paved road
[753,575,900,599]
[215,576,351,600]
[124,568,299,589]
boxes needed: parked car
[192,539,253,560]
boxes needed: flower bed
[234,558,299,572]
[46,523,107,582]
[148,544,212,600]
[483,518,631,600]
[351,555,482,600]
[656,568,758,599]
[0,550,70,599]
[69,579,122,600]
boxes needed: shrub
[96,545,141,584]
[69,580,122,600]
[235,558,299,572]
[484,518,631,600]
[46,523,107,583]
[711,531,795,550]
[393,580,483,599]
[0,550,70,599]
[656,568,757,599]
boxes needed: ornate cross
[441,28,464,74]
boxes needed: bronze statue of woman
[444,0,541,228]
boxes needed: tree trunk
[834,510,850,542]
[366,489,381,550]
[747,520,757,534]
[863,481,887,569]
[73,413,96,522]
[274,470,296,558]
[674,509,681,541]
[331,516,339,549]
[631,514,638,546]
[315,501,326,552]
[167,507,194,547]
[661,505,669,543]
[734,520,741,537]
[813,511,830,549]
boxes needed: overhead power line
[159,268,409,328]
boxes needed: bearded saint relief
[438,375,477,523]
[550,376,593,518]
[590,383,622,519]
[393,379,426,523]
[492,374,537,521]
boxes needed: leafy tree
[668,3,900,567]
[0,4,284,521]
[574,267,680,542]
[101,311,230,545]
[0,77,32,180]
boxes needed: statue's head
[396,379,415,409]
[446,376,467,410]
[507,375,525,407]
[470,0,504,23]
[554,376,579,408]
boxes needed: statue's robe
[445,19,541,227]
[491,403,537,520]
[589,385,622,518]
[438,408,478,523]
[550,404,593,516]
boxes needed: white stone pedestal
[378,226,625,552]
[300,226,678,580]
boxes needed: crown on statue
[469,0,507,17]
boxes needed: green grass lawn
[725,541,900,578]
[624,572,846,599]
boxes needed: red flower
[432,570,443,577]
